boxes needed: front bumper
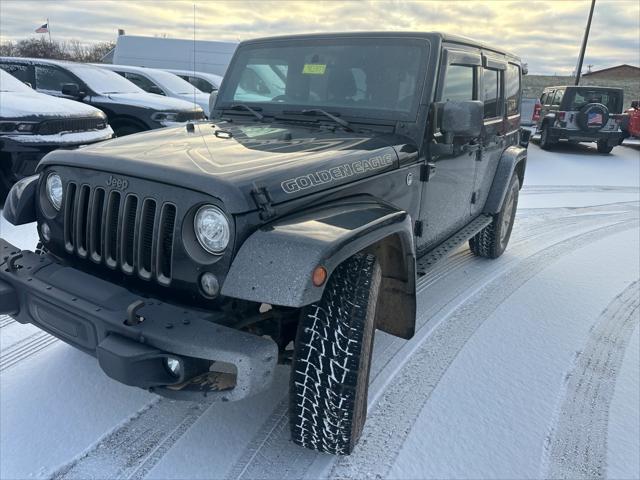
[549,127,622,145]
[0,238,277,401]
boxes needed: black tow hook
[6,252,23,272]
[125,300,145,326]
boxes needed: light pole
[575,0,596,85]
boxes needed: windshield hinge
[251,185,276,220]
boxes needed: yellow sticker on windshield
[302,64,327,75]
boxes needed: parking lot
[1,139,638,480]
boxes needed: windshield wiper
[227,103,264,121]
[299,109,352,131]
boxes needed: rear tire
[539,123,555,150]
[470,174,520,259]
[290,252,381,455]
[597,140,614,154]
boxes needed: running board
[416,215,492,277]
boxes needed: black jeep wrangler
[535,85,624,153]
[0,32,527,455]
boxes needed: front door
[417,49,481,252]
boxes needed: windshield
[218,37,429,120]
[148,69,204,95]
[565,88,623,113]
[66,64,144,94]
[0,69,33,92]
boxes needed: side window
[35,65,76,92]
[482,68,501,118]
[441,64,475,102]
[551,89,564,107]
[505,63,520,115]
[540,92,548,105]
[2,63,35,85]
[123,72,164,95]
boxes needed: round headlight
[46,173,63,210]
[194,205,230,254]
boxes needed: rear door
[473,61,523,216]
[418,48,481,252]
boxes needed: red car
[621,100,640,139]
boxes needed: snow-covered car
[0,69,113,201]
[0,58,205,137]
[94,64,211,117]
[164,69,224,93]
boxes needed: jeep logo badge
[106,175,129,190]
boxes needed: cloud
[0,0,637,74]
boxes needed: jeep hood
[39,122,404,214]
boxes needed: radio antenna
[193,3,197,114]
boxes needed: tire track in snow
[0,315,15,328]
[225,214,639,480]
[51,399,210,480]
[329,219,638,480]
[45,204,639,480]
[544,281,640,480]
[0,331,58,371]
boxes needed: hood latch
[251,185,276,220]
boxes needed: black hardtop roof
[543,85,624,92]
[240,31,521,62]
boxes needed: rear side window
[505,63,520,115]
[1,63,34,85]
[551,89,564,107]
[35,65,75,92]
[123,72,163,95]
[565,89,623,113]
[482,68,501,118]
[442,64,475,102]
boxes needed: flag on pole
[35,23,49,33]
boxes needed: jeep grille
[63,182,176,285]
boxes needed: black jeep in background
[0,32,528,455]
[535,85,624,153]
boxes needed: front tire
[470,174,520,258]
[597,140,614,154]
[290,252,381,455]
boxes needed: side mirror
[439,100,483,140]
[61,83,83,98]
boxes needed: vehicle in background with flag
[534,85,624,153]
[0,69,112,202]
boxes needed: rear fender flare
[483,146,527,215]
[222,198,417,339]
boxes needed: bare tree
[0,38,115,63]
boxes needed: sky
[0,0,638,75]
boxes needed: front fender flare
[3,175,38,225]
[222,199,417,338]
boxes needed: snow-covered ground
[1,141,638,480]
